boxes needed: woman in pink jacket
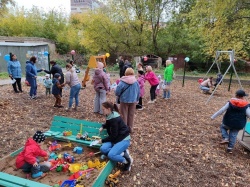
[144,66,159,103]
[136,70,145,110]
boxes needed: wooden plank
[0,172,51,187]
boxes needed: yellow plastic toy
[82,55,107,87]
[87,159,100,169]
[96,161,106,170]
[105,170,121,187]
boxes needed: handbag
[117,84,131,104]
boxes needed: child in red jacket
[15,131,48,178]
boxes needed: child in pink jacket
[136,70,145,110]
[144,66,159,103]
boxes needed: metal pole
[182,61,186,87]
[228,69,233,91]
[48,53,51,79]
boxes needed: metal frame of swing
[204,50,243,104]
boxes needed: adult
[118,56,124,78]
[44,61,64,95]
[65,63,81,111]
[200,77,213,93]
[115,68,140,133]
[163,60,174,99]
[99,101,133,172]
[25,56,43,99]
[7,53,22,93]
[92,62,109,115]
[121,60,132,77]
[144,66,159,103]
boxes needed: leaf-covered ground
[1,76,250,187]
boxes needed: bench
[44,115,108,147]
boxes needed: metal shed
[0,42,49,73]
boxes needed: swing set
[203,50,243,104]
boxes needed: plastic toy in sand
[48,141,62,152]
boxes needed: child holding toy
[52,73,65,108]
[98,101,133,172]
[15,131,49,178]
[43,74,52,96]
[211,90,250,153]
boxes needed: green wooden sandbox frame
[0,116,116,187]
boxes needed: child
[98,101,133,172]
[52,73,65,108]
[15,131,49,178]
[136,70,145,110]
[200,77,213,94]
[43,74,52,96]
[144,66,159,103]
[155,75,162,96]
[211,90,250,153]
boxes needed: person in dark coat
[118,56,124,78]
[26,56,43,99]
[44,61,64,96]
[121,60,132,77]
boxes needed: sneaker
[226,148,233,154]
[124,152,133,172]
[148,100,155,104]
[66,107,72,112]
[53,105,58,107]
[153,99,157,102]
[165,98,170,100]
[57,105,64,108]
[220,139,229,144]
[137,108,143,111]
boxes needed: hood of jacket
[106,111,120,120]
[94,68,103,75]
[230,98,249,108]
[120,75,137,84]
[25,138,38,147]
[52,78,58,84]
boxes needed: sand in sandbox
[0,138,108,187]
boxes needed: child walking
[211,90,250,153]
[15,131,49,178]
[43,74,52,96]
[98,101,133,172]
[144,66,159,103]
[136,70,145,110]
[52,73,65,108]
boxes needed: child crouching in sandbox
[98,101,133,172]
[15,131,49,178]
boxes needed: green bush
[55,59,67,67]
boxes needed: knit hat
[33,131,45,143]
[45,74,49,77]
[54,73,61,79]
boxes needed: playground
[0,75,250,186]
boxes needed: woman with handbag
[115,68,140,133]
[163,60,174,99]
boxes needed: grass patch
[0,72,9,79]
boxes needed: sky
[14,0,71,14]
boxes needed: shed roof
[0,42,48,47]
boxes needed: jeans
[100,140,130,163]
[220,124,239,149]
[94,89,106,114]
[163,81,172,98]
[69,83,81,108]
[200,85,210,92]
[27,78,37,97]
